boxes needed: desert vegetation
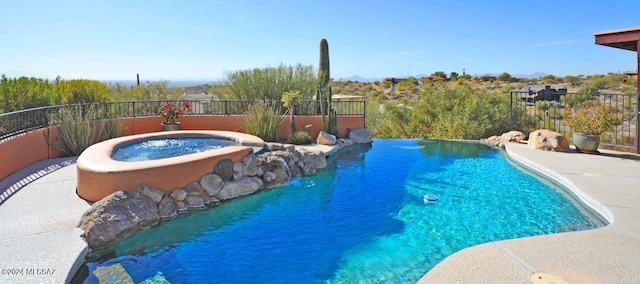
[1,71,637,144]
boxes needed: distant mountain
[337,75,380,82]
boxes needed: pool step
[93,263,134,284]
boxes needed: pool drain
[530,272,568,284]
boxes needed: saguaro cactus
[319,38,330,89]
[317,38,336,134]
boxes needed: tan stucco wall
[0,115,365,182]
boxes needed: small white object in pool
[424,194,438,204]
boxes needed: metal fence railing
[509,91,638,152]
[0,100,366,141]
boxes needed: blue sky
[1,0,639,81]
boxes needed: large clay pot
[572,133,600,153]
[161,122,181,131]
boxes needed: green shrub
[288,131,313,145]
[369,84,531,139]
[221,64,318,101]
[48,106,126,156]
[243,101,283,142]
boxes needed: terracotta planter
[573,133,600,153]
[161,122,181,131]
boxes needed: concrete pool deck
[0,142,639,283]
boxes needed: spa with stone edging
[76,130,266,202]
[78,129,373,250]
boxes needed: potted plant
[564,101,621,153]
[158,101,191,131]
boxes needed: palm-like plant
[282,90,303,135]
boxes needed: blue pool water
[111,137,239,162]
[78,140,604,283]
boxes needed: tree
[497,72,512,82]
[432,71,447,80]
[449,72,459,81]
[281,90,303,135]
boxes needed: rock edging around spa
[78,132,372,250]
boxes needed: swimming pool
[74,140,604,283]
[111,137,240,162]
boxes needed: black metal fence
[509,91,638,152]
[0,100,366,140]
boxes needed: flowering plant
[158,101,191,124]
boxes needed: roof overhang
[594,27,640,51]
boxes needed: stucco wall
[0,115,365,182]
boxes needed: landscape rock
[499,131,526,147]
[243,164,259,176]
[200,174,224,196]
[217,177,264,200]
[349,128,373,143]
[481,135,501,147]
[79,191,160,250]
[158,195,177,219]
[170,189,187,201]
[184,195,206,209]
[299,148,327,169]
[183,182,206,196]
[175,200,188,212]
[214,159,234,181]
[202,194,221,206]
[528,129,570,152]
[137,184,166,203]
[242,154,260,166]
[317,131,337,145]
[263,171,276,183]
[300,162,317,176]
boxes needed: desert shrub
[0,75,113,113]
[48,106,126,156]
[221,64,318,101]
[243,101,283,142]
[288,131,313,145]
[370,84,530,139]
[561,93,595,108]
[111,80,182,101]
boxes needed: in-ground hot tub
[77,131,265,202]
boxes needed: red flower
[158,101,190,124]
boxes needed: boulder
[202,194,221,206]
[481,135,500,147]
[175,200,188,212]
[242,154,260,166]
[349,128,372,143]
[317,131,337,145]
[214,159,234,181]
[184,195,205,209]
[217,177,264,200]
[158,196,177,219]
[499,131,526,147]
[79,191,160,250]
[263,171,276,183]
[527,130,570,152]
[170,189,187,201]
[200,174,224,196]
[299,148,327,169]
[300,161,317,176]
[183,182,206,196]
[243,164,259,176]
[137,184,166,203]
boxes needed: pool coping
[419,142,640,283]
